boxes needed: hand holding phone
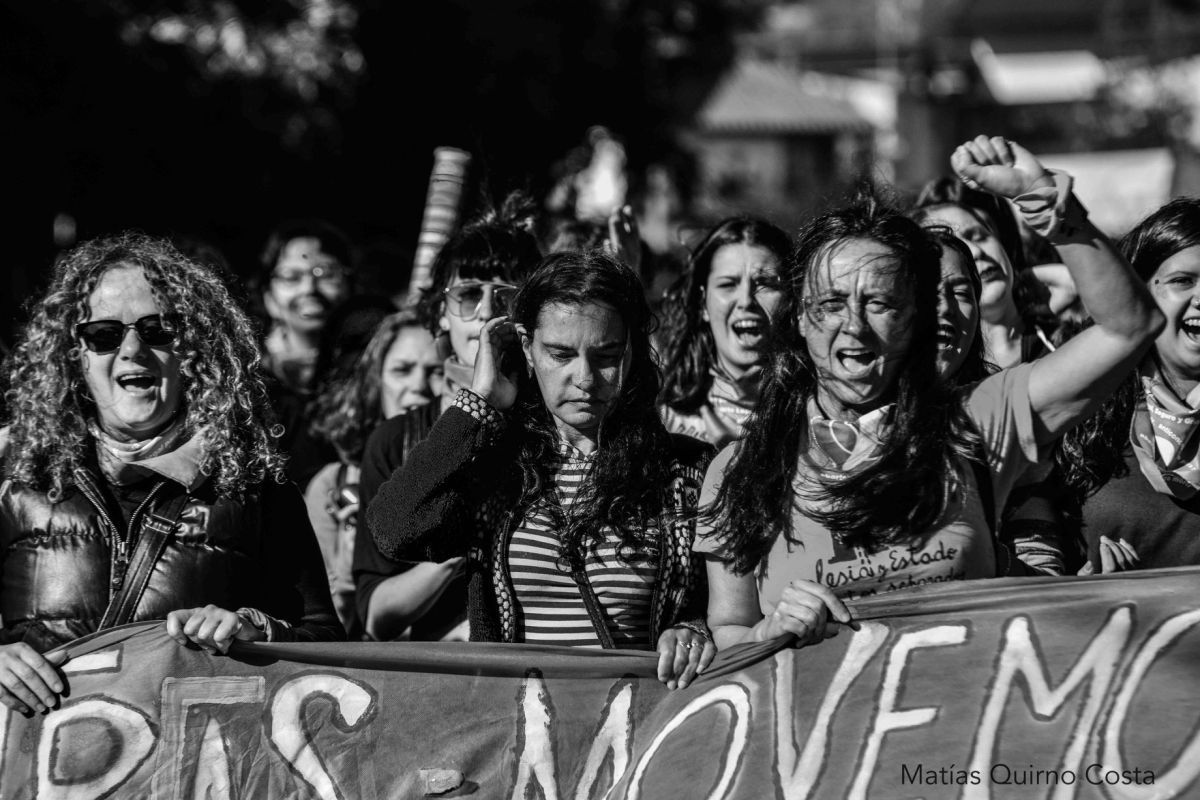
[470,317,523,410]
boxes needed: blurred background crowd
[5,0,1200,351]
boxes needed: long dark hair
[658,216,792,413]
[1056,197,1200,500]
[703,192,982,574]
[510,250,675,568]
[926,226,994,386]
[911,179,1059,345]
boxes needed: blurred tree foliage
[0,1,770,290]
[0,0,772,349]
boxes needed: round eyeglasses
[443,282,518,321]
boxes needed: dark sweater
[354,403,463,639]
[366,398,714,646]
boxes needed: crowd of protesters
[0,132,1196,713]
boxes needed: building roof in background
[1042,148,1173,236]
[696,60,873,135]
[971,38,1107,105]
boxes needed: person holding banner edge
[698,135,1163,650]
[0,233,341,717]
[369,249,716,688]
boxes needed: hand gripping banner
[4,567,1198,799]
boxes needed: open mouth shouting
[935,322,961,350]
[836,347,879,379]
[729,317,768,349]
[115,370,160,395]
[1182,317,1200,344]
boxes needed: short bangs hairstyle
[1119,196,1200,281]
[419,191,543,334]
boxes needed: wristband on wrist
[451,388,506,444]
[452,388,502,424]
[1012,169,1089,240]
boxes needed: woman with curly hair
[1055,197,1200,572]
[658,216,792,447]
[699,136,1162,650]
[0,232,341,717]
[368,250,715,689]
[303,308,443,633]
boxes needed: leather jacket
[0,467,343,651]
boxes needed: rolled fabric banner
[408,146,471,303]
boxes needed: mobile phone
[498,333,526,379]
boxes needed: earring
[438,317,450,332]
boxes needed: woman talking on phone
[368,249,715,689]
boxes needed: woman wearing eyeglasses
[353,193,542,642]
[254,219,358,489]
[257,219,355,395]
[0,232,342,717]
[699,137,1162,650]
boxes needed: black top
[265,376,337,489]
[1075,448,1200,570]
[367,401,714,644]
[355,403,465,640]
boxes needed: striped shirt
[509,441,659,649]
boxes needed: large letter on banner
[0,568,1194,799]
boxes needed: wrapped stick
[407,146,471,303]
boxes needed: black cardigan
[366,398,714,645]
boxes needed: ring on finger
[676,640,694,650]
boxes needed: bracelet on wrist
[1012,169,1089,240]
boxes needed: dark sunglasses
[75,314,176,354]
[443,282,518,321]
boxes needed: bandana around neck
[806,397,894,477]
[704,366,761,438]
[87,414,190,487]
[1131,361,1200,499]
